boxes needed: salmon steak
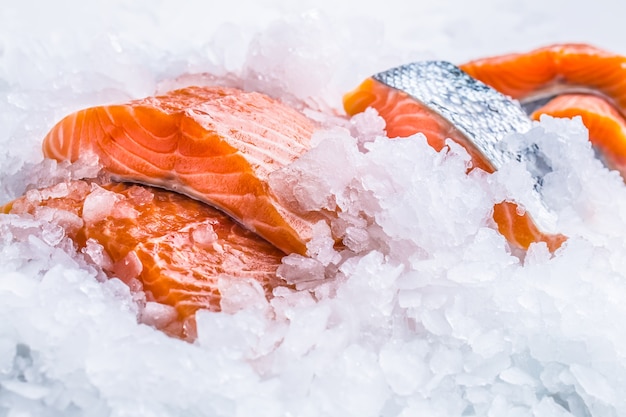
[42,86,319,256]
[344,61,566,252]
[3,180,286,339]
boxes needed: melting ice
[2,1,626,417]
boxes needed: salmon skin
[42,86,319,256]
[460,43,626,117]
[3,180,286,340]
[368,61,532,171]
[461,43,626,180]
[344,61,566,252]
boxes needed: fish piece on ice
[344,61,539,173]
[42,86,321,256]
[3,180,286,340]
[460,43,626,117]
[343,61,566,252]
[366,61,531,171]
[531,94,626,179]
[463,43,626,185]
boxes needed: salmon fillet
[531,94,626,178]
[344,70,566,252]
[42,86,319,256]
[460,43,626,117]
[3,180,285,339]
[344,77,496,172]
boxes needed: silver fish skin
[372,61,533,171]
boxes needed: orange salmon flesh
[343,77,566,252]
[43,86,321,256]
[3,180,286,340]
[460,43,626,118]
[343,77,495,172]
[532,94,626,178]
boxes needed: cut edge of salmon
[493,201,566,253]
[344,75,567,253]
[4,180,287,340]
[42,86,323,256]
[460,43,626,118]
[343,77,496,173]
[531,93,626,178]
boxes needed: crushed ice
[2,2,626,417]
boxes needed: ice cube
[82,185,121,225]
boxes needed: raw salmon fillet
[460,43,626,116]
[42,86,319,256]
[3,180,285,339]
[344,76,495,172]
[344,70,566,252]
[531,94,626,178]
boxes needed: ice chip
[349,107,387,150]
[343,225,370,253]
[110,251,143,284]
[306,221,341,266]
[40,223,65,246]
[81,238,113,271]
[39,181,70,199]
[470,329,508,358]
[126,184,154,205]
[379,340,430,395]
[429,346,463,376]
[0,380,51,400]
[195,308,269,360]
[533,397,574,417]
[421,309,453,336]
[569,364,615,404]
[310,344,389,417]
[499,367,537,387]
[110,200,139,220]
[191,223,219,249]
[218,276,268,314]
[81,184,121,225]
[42,207,83,236]
[140,301,179,330]
[277,254,326,288]
[279,303,332,357]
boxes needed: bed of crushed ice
[2,1,626,416]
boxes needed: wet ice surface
[2,0,626,416]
